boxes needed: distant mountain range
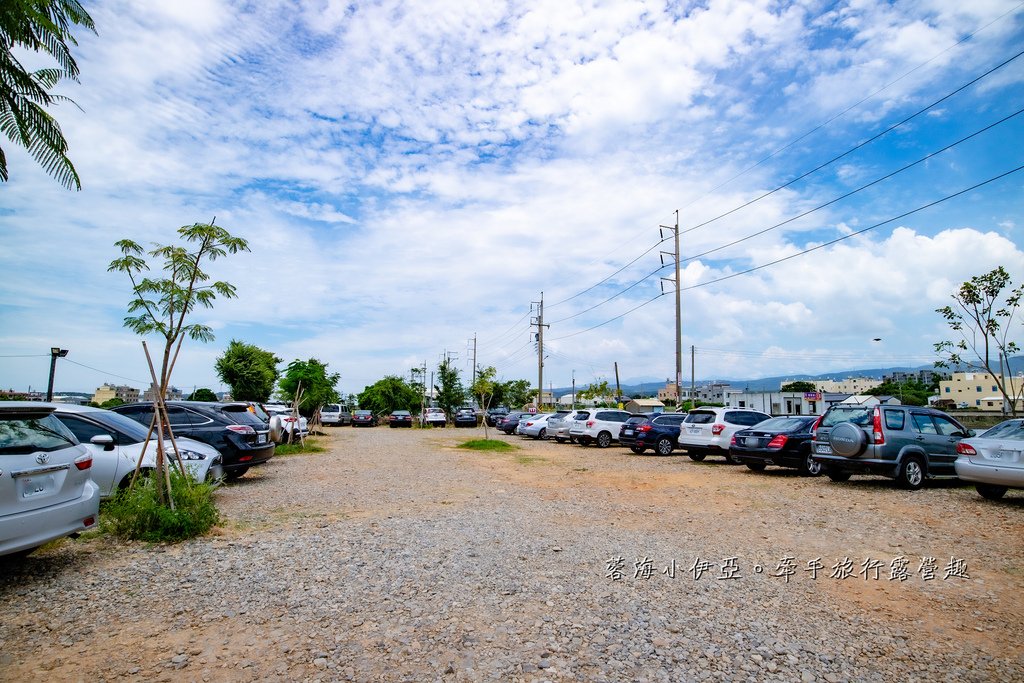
[556,356,1024,398]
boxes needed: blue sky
[1,0,1022,399]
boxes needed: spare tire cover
[829,421,868,457]
[268,415,284,443]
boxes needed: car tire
[536,428,546,440]
[799,450,823,477]
[596,432,612,448]
[723,450,739,465]
[687,452,706,462]
[630,445,645,454]
[225,466,249,481]
[655,437,674,456]
[745,462,767,472]
[896,455,925,490]
[827,469,852,482]
[976,483,1009,500]
[556,437,566,443]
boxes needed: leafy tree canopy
[1,0,95,189]
[214,339,281,402]
[781,381,817,392]
[495,378,532,409]
[278,358,339,415]
[99,397,125,409]
[186,388,217,402]
[357,376,420,415]
[434,359,465,418]
[866,379,929,406]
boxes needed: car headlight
[178,450,206,461]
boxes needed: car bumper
[954,456,1024,488]
[0,480,100,557]
[811,454,897,477]
[222,438,275,471]
[732,448,800,468]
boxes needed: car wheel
[799,450,823,477]
[745,462,767,472]
[596,432,612,448]
[827,469,851,482]
[976,483,1009,500]
[225,466,250,481]
[537,428,546,440]
[556,437,566,443]
[630,445,645,454]
[687,452,706,462]
[896,455,925,490]
[655,437,674,456]
[723,449,739,465]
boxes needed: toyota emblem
[35,452,50,465]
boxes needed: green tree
[579,380,612,405]
[935,266,1022,416]
[99,397,124,408]
[470,366,498,439]
[109,221,248,506]
[434,358,465,422]
[867,379,929,406]
[357,376,420,416]
[1,0,95,189]
[214,339,281,402]
[497,378,532,410]
[186,388,217,402]
[781,381,817,392]
[278,358,339,415]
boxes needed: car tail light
[74,453,93,470]
[956,442,977,456]
[810,414,824,437]
[767,434,788,449]
[587,420,595,428]
[83,516,96,527]
[711,423,725,435]
[526,422,535,427]
[729,435,737,446]
[638,425,652,433]
[226,425,255,435]
[872,407,885,445]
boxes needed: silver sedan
[954,419,1024,500]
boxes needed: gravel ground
[1,425,1022,682]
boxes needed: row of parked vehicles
[0,398,320,558]
[494,404,1023,499]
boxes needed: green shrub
[103,468,220,542]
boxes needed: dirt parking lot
[1,426,1022,682]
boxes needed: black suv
[811,403,971,490]
[485,407,509,427]
[620,413,687,455]
[112,401,274,480]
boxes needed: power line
[63,358,149,385]
[546,235,670,309]
[680,46,1024,236]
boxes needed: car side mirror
[90,433,115,451]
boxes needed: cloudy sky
[2,0,1022,400]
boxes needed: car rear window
[750,416,806,432]
[218,405,266,427]
[725,411,770,426]
[821,406,873,427]
[685,411,716,424]
[324,404,340,412]
[980,420,1024,440]
[654,414,686,426]
[0,414,78,453]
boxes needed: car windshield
[821,406,873,427]
[979,419,1024,441]
[0,414,78,453]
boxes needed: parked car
[617,413,655,451]
[954,418,1024,500]
[454,408,479,428]
[320,403,348,427]
[729,415,820,475]
[810,403,971,490]
[421,407,447,428]
[569,409,633,448]
[485,407,509,427]
[519,412,558,439]
[388,410,414,428]
[678,407,772,462]
[546,410,586,443]
[351,410,378,427]
[623,412,688,455]
[262,404,309,442]
[52,404,224,496]
[497,411,529,434]
[0,403,100,558]
[112,401,274,480]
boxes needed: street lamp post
[46,347,69,401]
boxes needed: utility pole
[532,293,549,410]
[572,370,576,410]
[614,361,621,406]
[660,210,682,409]
[691,345,696,410]
[468,334,478,387]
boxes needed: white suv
[678,407,771,463]
[569,408,632,448]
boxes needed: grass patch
[102,468,220,543]
[458,439,517,452]
[515,455,546,465]
[275,437,327,456]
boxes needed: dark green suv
[810,403,972,490]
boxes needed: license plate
[746,437,758,447]
[20,474,55,498]
[814,443,831,454]
[258,434,267,444]
[687,427,701,435]
[624,429,633,436]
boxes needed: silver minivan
[0,403,100,557]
